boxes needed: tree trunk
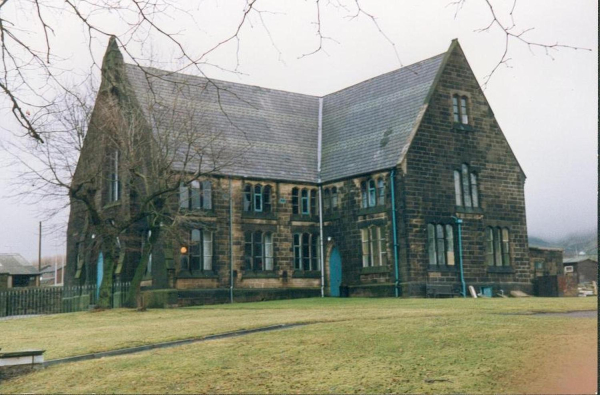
[97,246,116,308]
[126,226,161,309]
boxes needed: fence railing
[0,282,131,318]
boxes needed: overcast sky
[0,0,597,262]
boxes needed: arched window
[310,190,317,215]
[360,226,387,267]
[460,96,469,124]
[292,188,299,214]
[243,184,252,212]
[452,94,460,123]
[301,189,309,214]
[331,187,338,210]
[361,178,385,209]
[454,164,479,208]
[360,181,368,209]
[323,189,331,212]
[254,184,263,212]
[368,179,376,207]
[180,180,212,210]
[427,223,456,267]
[377,178,385,206]
[263,185,272,213]
[108,149,120,202]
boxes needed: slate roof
[563,256,598,264]
[0,254,39,275]
[123,50,447,183]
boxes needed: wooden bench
[426,284,460,298]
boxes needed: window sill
[358,206,387,216]
[177,271,218,279]
[242,271,278,279]
[323,212,341,220]
[180,208,216,217]
[452,123,474,132]
[242,212,277,220]
[455,206,484,214]
[428,265,458,273]
[103,201,121,209]
[290,214,319,222]
[361,265,390,274]
[487,266,514,274]
[293,270,321,278]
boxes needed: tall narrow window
[377,227,387,266]
[501,228,510,266]
[427,224,436,266]
[190,229,201,271]
[244,231,253,270]
[109,150,120,202]
[370,226,379,267]
[254,185,263,212]
[436,225,446,266]
[460,96,469,124]
[461,164,472,207]
[485,227,494,266]
[494,227,502,267]
[445,224,455,266]
[202,181,212,210]
[452,95,460,123]
[310,190,317,215]
[202,231,213,270]
[263,185,272,213]
[179,182,189,209]
[324,189,331,212]
[254,231,263,270]
[361,228,370,267]
[454,171,462,206]
[361,181,368,209]
[264,232,273,270]
[470,173,479,208]
[243,185,252,212]
[331,187,338,210]
[293,234,301,269]
[301,189,309,215]
[377,178,385,206]
[292,188,299,214]
[301,233,310,270]
[368,179,376,207]
[190,181,201,209]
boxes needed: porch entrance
[329,247,342,297]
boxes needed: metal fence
[0,282,131,318]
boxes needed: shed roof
[0,254,39,275]
[563,256,598,264]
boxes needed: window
[361,226,387,267]
[485,227,510,267]
[323,186,339,213]
[293,233,320,271]
[292,187,317,216]
[452,94,470,125]
[243,183,273,213]
[180,229,213,272]
[361,178,385,209]
[179,181,212,210]
[244,231,274,271]
[108,150,120,202]
[454,164,479,208]
[427,223,456,267]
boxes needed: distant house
[0,254,40,289]
[563,256,598,284]
[529,246,564,277]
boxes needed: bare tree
[6,46,245,307]
[1,0,589,144]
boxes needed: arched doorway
[329,247,342,297]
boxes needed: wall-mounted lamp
[180,246,188,254]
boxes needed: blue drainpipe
[455,217,466,297]
[390,170,400,297]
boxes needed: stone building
[65,38,534,303]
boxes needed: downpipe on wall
[452,216,466,297]
[229,178,234,303]
[390,169,400,297]
[318,186,325,298]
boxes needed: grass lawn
[0,297,596,393]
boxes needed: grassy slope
[0,298,597,393]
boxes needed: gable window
[361,226,388,267]
[427,223,456,267]
[454,164,479,208]
[180,181,212,210]
[452,94,470,125]
[361,178,385,209]
[322,186,339,214]
[180,229,213,272]
[108,150,120,202]
[292,187,317,216]
[244,231,274,271]
[243,183,273,213]
[293,233,320,271]
[485,227,510,267]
